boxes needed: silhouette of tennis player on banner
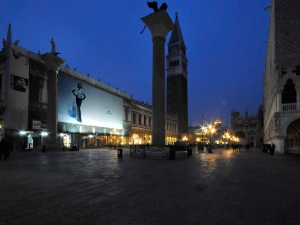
[72,83,86,123]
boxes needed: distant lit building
[231,108,263,147]
[188,119,228,146]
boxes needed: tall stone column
[274,136,285,155]
[276,90,282,112]
[141,10,174,145]
[296,86,300,110]
[40,53,65,144]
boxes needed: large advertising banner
[58,74,123,129]
[5,44,29,130]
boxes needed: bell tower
[166,12,188,138]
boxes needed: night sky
[1,0,270,127]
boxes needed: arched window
[282,79,296,104]
[249,119,257,127]
[234,119,244,128]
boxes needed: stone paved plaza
[1,147,300,225]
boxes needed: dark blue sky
[1,0,270,127]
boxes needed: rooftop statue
[140,1,168,34]
[147,1,168,12]
[50,37,60,56]
[50,37,56,53]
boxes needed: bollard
[42,145,46,152]
[170,149,175,160]
[117,149,123,158]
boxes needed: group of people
[262,143,276,155]
[0,138,10,160]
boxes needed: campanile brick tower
[166,13,188,139]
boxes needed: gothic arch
[284,118,300,151]
[249,118,257,127]
[235,130,245,138]
[234,118,245,128]
[282,79,296,104]
[282,114,300,134]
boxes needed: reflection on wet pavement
[1,147,300,224]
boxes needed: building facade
[263,0,300,154]
[231,108,263,147]
[0,24,178,150]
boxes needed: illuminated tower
[166,12,188,139]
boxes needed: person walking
[0,139,4,160]
[271,143,275,155]
[246,144,250,153]
[0,138,9,160]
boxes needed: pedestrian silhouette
[0,138,9,160]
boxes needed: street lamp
[110,129,118,149]
[182,136,188,144]
[223,132,231,149]
[206,124,215,152]
[200,126,205,150]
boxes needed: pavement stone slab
[1,147,300,224]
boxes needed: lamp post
[224,132,231,149]
[20,130,27,151]
[41,131,48,151]
[202,115,205,145]
[200,126,205,150]
[60,133,65,150]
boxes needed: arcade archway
[285,119,300,151]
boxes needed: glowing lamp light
[41,131,48,137]
[20,131,27,135]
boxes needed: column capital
[40,53,66,73]
[141,10,174,39]
[295,84,300,90]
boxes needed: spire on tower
[6,24,12,44]
[168,12,185,45]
